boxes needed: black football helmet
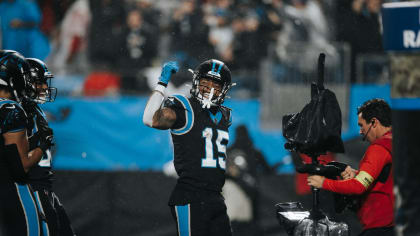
[26,58,57,104]
[190,59,234,107]
[0,50,35,102]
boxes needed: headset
[362,120,375,141]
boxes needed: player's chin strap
[202,87,215,109]
[143,84,166,127]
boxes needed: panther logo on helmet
[190,59,235,108]
[0,50,34,103]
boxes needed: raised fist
[158,61,179,86]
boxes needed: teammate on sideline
[143,59,235,236]
[0,50,52,236]
[23,58,76,236]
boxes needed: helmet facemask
[31,73,57,104]
[189,59,235,108]
[26,58,57,104]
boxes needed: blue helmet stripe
[211,61,217,73]
[216,62,224,74]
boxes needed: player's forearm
[143,85,165,127]
[144,61,178,128]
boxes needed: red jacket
[322,131,394,230]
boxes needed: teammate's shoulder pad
[0,100,26,114]
[220,105,232,125]
[0,100,28,133]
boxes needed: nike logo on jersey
[5,105,15,109]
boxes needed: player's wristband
[154,84,166,95]
[157,81,168,87]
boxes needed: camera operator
[307,98,394,236]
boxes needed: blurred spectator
[36,0,76,38]
[37,0,56,37]
[229,1,265,96]
[117,9,158,93]
[231,1,264,70]
[169,0,215,69]
[335,0,383,83]
[0,0,50,59]
[285,0,330,42]
[39,0,75,32]
[48,0,91,75]
[275,0,337,75]
[133,0,161,35]
[205,0,234,63]
[88,0,125,69]
[224,124,274,236]
[258,0,285,46]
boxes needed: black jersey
[26,104,54,189]
[165,94,232,193]
[0,99,29,182]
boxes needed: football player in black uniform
[0,50,52,236]
[143,59,235,236]
[23,58,76,236]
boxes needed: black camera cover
[282,54,344,157]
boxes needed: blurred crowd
[0,0,389,95]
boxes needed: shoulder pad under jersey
[220,105,232,127]
[0,99,28,133]
[163,96,183,109]
[169,94,194,135]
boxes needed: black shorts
[32,188,75,236]
[0,182,42,236]
[170,197,232,236]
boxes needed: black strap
[317,53,325,90]
[377,163,392,183]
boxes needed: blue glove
[158,61,179,86]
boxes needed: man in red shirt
[307,98,394,236]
